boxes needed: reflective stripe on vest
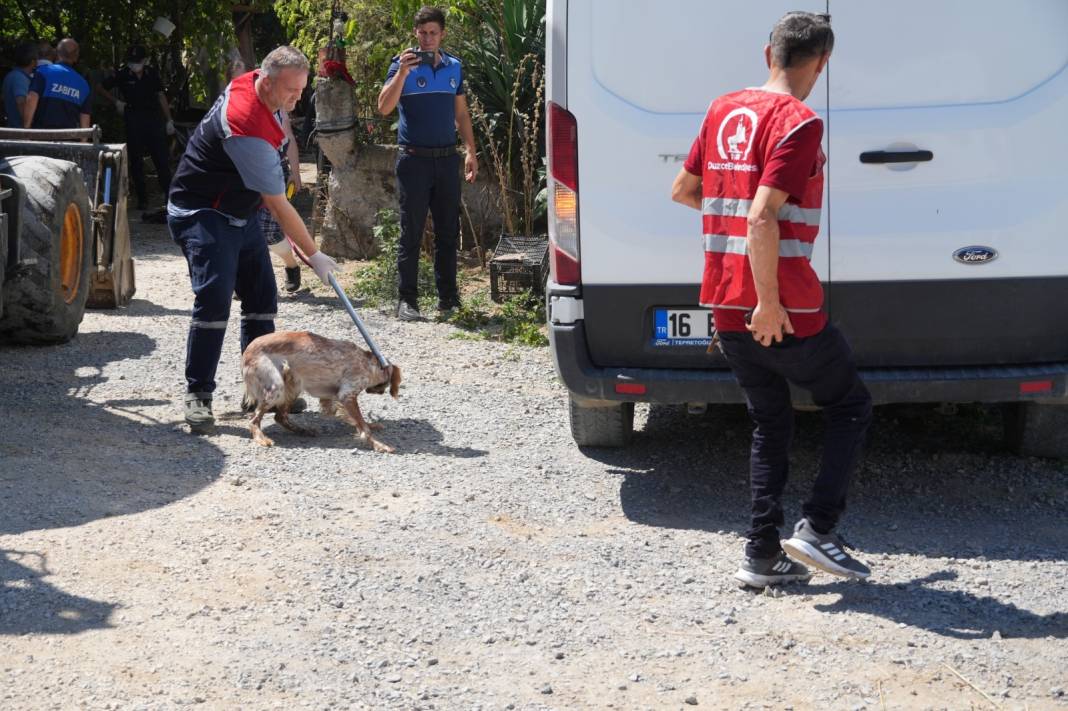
[702,197,821,227]
[703,234,814,260]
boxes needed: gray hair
[769,12,834,69]
[260,46,309,77]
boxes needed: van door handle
[859,150,933,164]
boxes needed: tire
[0,156,92,344]
[1004,402,1068,459]
[569,395,635,447]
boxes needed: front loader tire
[0,156,92,344]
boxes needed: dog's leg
[319,398,338,417]
[275,406,316,437]
[250,405,274,447]
[340,395,394,453]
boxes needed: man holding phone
[670,12,873,589]
[378,5,478,322]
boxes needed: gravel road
[1,213,1066,710]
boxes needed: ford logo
[953,246,998,265]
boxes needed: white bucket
[153,16,176,38]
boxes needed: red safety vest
[697,89,825,315]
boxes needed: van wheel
[1003,402,1068,458]
[569,396,634,447]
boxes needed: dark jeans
[126,112,171,206]
[169,210,277,396]
[395,151,461,306]
[718,324,873,559]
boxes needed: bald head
[57,38,79,63]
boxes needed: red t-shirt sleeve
[683,133,703,176]
[759,119,823,201]
[683,111,711,176]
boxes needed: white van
[545,0,1068,456]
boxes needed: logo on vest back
[717,108,757,161]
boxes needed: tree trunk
[314,77,376,259]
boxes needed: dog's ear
[389,364,402,399]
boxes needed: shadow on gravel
[212,415,487,458]
[96,297,191,319]
[805,571,1068,640]
[0,330,225,635]
[585,404,1068,563]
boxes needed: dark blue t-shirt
[28,62,90,129]
[385,50,464,148]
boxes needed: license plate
[652,308,714,346]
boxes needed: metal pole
[326,272,390,369]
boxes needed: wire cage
[488,234,550,303]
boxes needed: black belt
[401,145,457,158]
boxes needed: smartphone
[413,49,436,65]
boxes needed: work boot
[283,266,301,293]
[184,393,214,434]
[396,301,423,322]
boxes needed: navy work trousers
[126,112,171,206]
[718,324,873,559]
[395,151,461,306]
[169,210,277,396]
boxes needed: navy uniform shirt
[385,50,464,148]
[103,65,164,116]
[27,62,90,129]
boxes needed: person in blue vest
[2,42,36,128]
[377,5,478,321]
[168,46,338,433]
[22,38,91,130]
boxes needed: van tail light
[548,101,580,285]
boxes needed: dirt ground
[1,172,1067,710]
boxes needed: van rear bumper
[550,320,1068,406]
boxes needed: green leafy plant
[351,209,436,311]
[445,288,547,347]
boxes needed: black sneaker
[396,301,423,322]
[283,266,301,293]
[184,393,214,434]
[782,518,871,580]
[734,551,812,589]
[437,296,461,314]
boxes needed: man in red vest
[671,11,872,589]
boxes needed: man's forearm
[377,75,404,116]
[22,93,37,127]
[158,93,172,121]
[456,111,476,153]
[747,208,781,305]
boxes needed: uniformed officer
[168,46,338,433]
[99,45,176,210]
[23,38,90,130]
[377,5,478,321]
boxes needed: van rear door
[570,0,829,370]
[826,0,1068,366]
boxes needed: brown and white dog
[241,331,401,452]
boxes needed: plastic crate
[489,234,549,303]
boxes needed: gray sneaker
[734,551,811,589]
[184,393,214,433]
[396,301,423,322]
[782,518,871,580]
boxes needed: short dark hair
[14,41,38,67]
[414,6,446,29]
[769,12,834,68]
